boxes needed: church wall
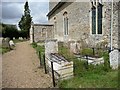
[33,25,54,42]
[48,1,119,49]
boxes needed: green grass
[31,42,45,53]
[58,44,75,61]
[80,48,93,56]
[59,59,118,88]
[59,70,118,88]
[0,47,11,54]
[31,42,45,65]
[58,44,118,88]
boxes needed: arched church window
[63,11,68,36]
[91,0,103,34]
[54,17,57,35]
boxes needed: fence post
[43,54,47,74]
[92,48,95,56]
[38,51,42,67]
[85,55,89,69]
[51,61,55,87]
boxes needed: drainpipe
[110,0,113,51]
[96,0,98,35]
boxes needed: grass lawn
[31,42,119,88]
[31,42,45,66]
[31,42,45,53]
[0,46,11,54]
[58,69,118,88]
[1,39,26,54]
[58,44,119,88]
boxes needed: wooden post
[51,61,55,87]
[86,55,89,69]
[43,54,47,74]
[92,48,95,55]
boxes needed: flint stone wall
[30,24,54,43]
[48,1,119,49]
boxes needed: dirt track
[2,41,52,88]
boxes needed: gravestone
[45,39,58,59]
[2,38,10,48]
[70,41,80,54]
[109,49,120,69]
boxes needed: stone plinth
[47,53,73,80]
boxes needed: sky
[0,0,49,27]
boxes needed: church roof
[47,2,66,17]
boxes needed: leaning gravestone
[109,49,120,69]
[9,40,15,50]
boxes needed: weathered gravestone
[69,41,80,54]
[2,38,10,48]
[109,49,120,69]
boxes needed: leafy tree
[18,30,28,39]
[2,23,19,39]
[18,1,32,38]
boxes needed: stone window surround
[63,11,69,36]
[54,17,57,36]
[90,0,103,36]
[41,28,47,38]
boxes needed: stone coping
[34,24,54,26]
[45,39,58,42]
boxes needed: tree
[18,1,32,38]
[2,23,19,39]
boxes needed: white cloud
[2,0,49,2]
[1,1,49,24]
[29,2,49,24]
[2,3,24,19]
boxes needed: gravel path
[2,41,52,88]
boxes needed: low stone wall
[30,24,54,43]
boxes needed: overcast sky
[0,0,49,26]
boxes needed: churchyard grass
[58,44,118,88]
[31,42,45,65]
[31,42,45,53]
[58,70,118,88]
[0,46,10,54]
